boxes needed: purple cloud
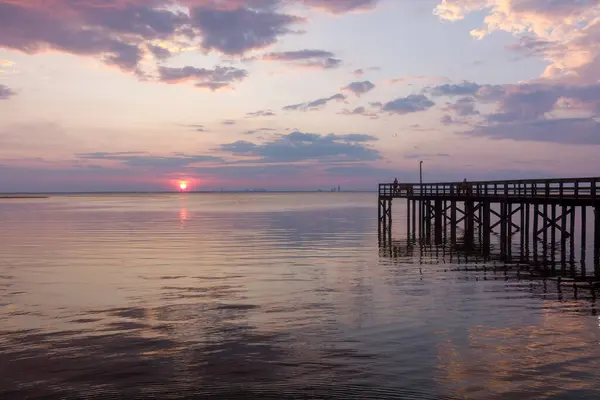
[283,93,346,111]
[191,6,304,55]
[262,49,342,69]
[342,81,376,96]
[158,66,247,90]
[464,118,600,145]
[246,110,276,117]
[446,97,479,116]
[219,130,380,162]
[0,84,16,100]
[381,95,435,115]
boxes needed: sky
[1,0,600,192]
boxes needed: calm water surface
[1,193,600,399]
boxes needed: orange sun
[179,181,188,191]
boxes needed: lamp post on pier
[419,160,423,185]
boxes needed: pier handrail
[379,177,600,200]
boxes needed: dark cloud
[445,81,600,144]
[0,2,166,72]
[0,0,383,82]
[342,81,376,96]
[464,118,600,145]
[77,152,223,169]
[440,115,454,126]
[262,49,341,69]
[190,6,304,55]
[300,0,380,13]
[263,49,332,60]
[338,106,378,118]
[446,96,479,116]
[427,81,506,103]
[352,66,380,77]
[0,84,16,100]
[487,83,600,123]
[148,44,172,60]
[305,57,342,69]
[246,110,276,117]
[506,35,558,57]
[183,124,207,132]
[243,128,277,135]
[222,120,237,125]
[440,115,470,126]
[283,93,346,111]
[429,81,482,97]
[381,94,435,115]
[218,131,380,162]
[158,66,247,90]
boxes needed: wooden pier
[378,177,600,277]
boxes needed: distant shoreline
[0,191,376,196]
[0,195,49,199]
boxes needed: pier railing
[379,177,600,201]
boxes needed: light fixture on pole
[419,160,423,185]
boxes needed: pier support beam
[595,203,600,276]
[434,200,443,244]
[482,201,491,257]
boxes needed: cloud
[440,115,470,126]
[183,124,207,132]
[218,131,380,162]
[300,0,380,13]
[283,93,346,111]
[77,151,223,169]
[381,94,435,115]
[427,81,506,103]
[429,81,481,96]
[158,65,247,90]
[262,49,342,69]
[0,84,16,100]
[453,81,600,144]
[464,117,600,145]
[222,120,236,125]
[0,0,379,82]
[243,128,277,135]
[342,81,376,96]
[148,44,172,60]
[0,1,176,73]
[505,35,557,58]
[246,110,276,117]
[486,83,600,123]
[190,6,304,55]
[445,96,479,116]
[433,0,600,84]
[338,106,378,118]
[353,69,364,76]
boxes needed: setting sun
[179,182,188,191]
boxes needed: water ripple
[2,194,600,398]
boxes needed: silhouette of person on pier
[458,178,469,195]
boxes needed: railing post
[593,178,597,202]
[545,180,550,198]
[559,181,563,198]
[575,180,579,199]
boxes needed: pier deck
[377,177,600,276]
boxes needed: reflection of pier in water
[378,177,600,280]
[380,231,600,308]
